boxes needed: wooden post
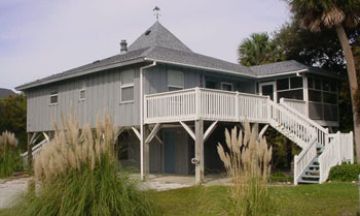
[27,132,34,173]
[195,120,204,184]
[143,125,150,179]
[303,76,309,117]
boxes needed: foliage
[329,163,360,182]
[149,183,357,216]
[238,33,285,66]
[0,94,27,151]
[0,131,22,178]
[288,0,360,32]
[4,116,156,216]
[217,123,273,216]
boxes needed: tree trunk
[335,25,360,163]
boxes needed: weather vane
[153,6,160,21]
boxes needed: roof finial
[153,6,160,21]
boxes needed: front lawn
[151,183,359,216]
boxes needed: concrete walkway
[0,177,30,209]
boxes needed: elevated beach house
[16,21,354,184]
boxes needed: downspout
[140,61,157,180]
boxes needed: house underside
[112,87,353,184]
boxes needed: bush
[5,116,156,216]
[0,131,22,178]
[329,163,360,182]
[217,123,275,215]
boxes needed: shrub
[217,123,274,216]
[329,163,360,182]
[0,131,22,178]
[6,116,156,216]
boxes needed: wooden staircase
[269,100,353,184]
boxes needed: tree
[238,33,285,66]
[0,94,27,151]
[288,0,360,162]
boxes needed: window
[205,80,217,89]
[278,89,303,101]
[120,70,134,102]
[121,84,134,102]
[290,77,303,89]
[275,77,303,102]
[221,82,233,91]
[79,89,86,100]
[309,90,322,102]
[168,70,184,91]
[50,91,58,104]
[308,76,338,104]
[276,78,289,90]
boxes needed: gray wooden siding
[26,67,141,132]
[144,64,201,94]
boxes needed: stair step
[305,171,320,176]
[298,179,319,184]
[307,166,319,171]
[301,175,320,180]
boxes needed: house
[16,21,353,184]
[0,88,16,99]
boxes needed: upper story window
[168,70,184,91]
[50,91,58,104]
[308,76,338,104]
[221,82,234,91]
[276,77,303,101]
[79,89,86,100]
[120,70,134,102]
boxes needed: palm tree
[288,0,360,162]
[238,33,284,66]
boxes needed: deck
[144,88,269,124]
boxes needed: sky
[0,0,291,90]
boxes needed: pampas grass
[6,116,156,216]
[0,131,21,178]
[217,123,274,216]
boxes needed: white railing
[281,98,307,116]
[268,100,316,149]
[319,131,354,183]
[20,139,49,164]
[294,138,318,184]
[144,88,269,124]
[145,88,197,123]
[279,100,329,148]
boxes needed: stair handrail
[267,100,317,148]
[294,137,318,184]
[279,99,329,147]
[20,139,49,158]
[279,99,328,133]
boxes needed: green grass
[0,182,358,215]
[151,183,359,216]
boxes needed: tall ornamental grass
[8,116,156,216]
[0,131,21,178]
[217,123,274,216]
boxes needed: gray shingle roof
[128,21,192,53]
[16,22,334,91]
[250,60,308,76]
[0,88,16,99]
[146,46,253,76]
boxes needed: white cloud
[0,0,290,90]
